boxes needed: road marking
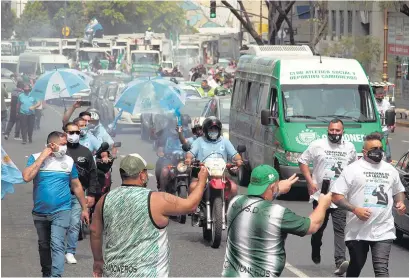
[148,173,154,177]
[47,105,63,117]
[285,262,310,277]
[402,140,409,143]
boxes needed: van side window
[270,88,278,117]
[19,61,36,75]
[244,82,260,114]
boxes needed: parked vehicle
[393,151,409,240]
[201,96,231,139]
[91,81,125,126]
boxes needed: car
[201,96,231,139]
[393,151,409,240]
[1,68,15,79]
[91,81,126,126]
[1,77,15,107]
[179,84,203,99]
[96,70,132,82]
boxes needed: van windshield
[281,84,376,123]
[42,63,69,72]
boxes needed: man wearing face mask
[373,86,393,162]
[22,131,89,277]
[17,83,41,144]
[332,132,406,277]
[63,122,99,264]
[73,117,101,154]
[90,154,209,277]
[298,119,357,276]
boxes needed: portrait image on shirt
[372,184,388,206]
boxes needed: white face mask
[67,133,80,144]
[209,131,218,140]
[53,145,67,158]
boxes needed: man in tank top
[90,153,208,277]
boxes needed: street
[1,105,409,277]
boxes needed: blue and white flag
[1,147,25,199]
[84,18,103,43]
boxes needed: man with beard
[63,122,99,264]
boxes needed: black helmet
[86,108,101,121]
[181,114,191,126]
[203,116,222,141]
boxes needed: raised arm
[22,148,52,182]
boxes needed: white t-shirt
[375,99,391,131]
[298,138,357,208]
[145,31,153,41]
[331,159,405,241]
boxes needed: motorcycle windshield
[202,152,225,163]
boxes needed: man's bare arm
[393,192,406,203]
[70,178,88,210]
[22,151,51,182]
[332,193,356,212]
[90,195,105,261]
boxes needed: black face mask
[376,97,383,102]
[328,133,342,144]
[366,149,383,163]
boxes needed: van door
[263,86,279,166]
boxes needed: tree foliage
[15,1,188,40]
[1,2,16,39]
[322,35,382,76]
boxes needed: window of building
[340,11,344,36]
[348,11,353,34]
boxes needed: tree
[265,1,296,45]
[322,35,382,77]
[1,2,16,39]
[310,1,329,50]
[52,2,88,38]
[221,0,263,45]
[15,1,55,39]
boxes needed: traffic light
[210,0,216,18]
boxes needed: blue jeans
[66,195,82,254]
[383,130,391,162]
[33,210,71,277]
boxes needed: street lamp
[382,8,388,82]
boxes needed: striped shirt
[102,186,169,277]
[222,195,310,277]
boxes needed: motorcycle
[166,150,190,224]
[190,152,238,249]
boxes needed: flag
[1,147,25,199]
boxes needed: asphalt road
[2,105,409,277]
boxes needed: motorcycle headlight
[177,162,187,173]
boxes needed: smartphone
[321,179,330,194]
[79,100,91,107]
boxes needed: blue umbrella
[114,77,186,115]
[31,69,90,101]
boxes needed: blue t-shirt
[189,136,238,162]
[186,136,197,145]
[92,124,114,146]
[18,93,37,115]
[27,153,79,214]
[79,132,102,153]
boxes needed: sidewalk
[396,107,409,127]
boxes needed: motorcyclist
[85,108,117,157]
[185,116,243,197]
[155,115,185,192]
[178,116,204,145]
[198,80,215,98]
[373,85,393,162]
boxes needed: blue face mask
[80,127,88,137]
[209,131,218,140]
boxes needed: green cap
[120,153,154,176]
[247,165,279,196]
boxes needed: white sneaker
[65,253,77,264]
[334,260,349,276]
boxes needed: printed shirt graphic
[102,187,169,277]
[79,132,102,153]
[26,153,78,214]
[222,196,310,277]
[298,138,357,208]
[331,159,405,241]
[375,99,391,131]
[18,93,37,115]
[189,136,237,162]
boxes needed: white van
[1,56,19,73]
[18,53,69,76]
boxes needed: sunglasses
[67,131,80,135]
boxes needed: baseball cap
[120,153,154,176]
[247,165,279,196]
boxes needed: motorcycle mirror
[182,143,191,152]
[113,142,121,147]
[237,145,246,153]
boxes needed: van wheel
[396,228,404,241]
[238,164,250,187]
